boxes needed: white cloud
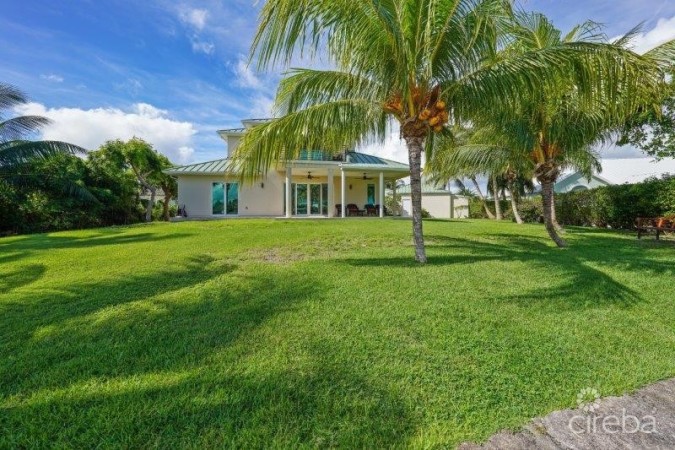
[40,74,64,83]
[15,102,197,164]
[599,158,675,184]
[190,37,215,55]
[234,57,262,89]
[616,15,675,54]
[248,94,275,118]
[179,8,208,31]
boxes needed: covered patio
[281,155,409,218]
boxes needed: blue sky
[2,0,675,171]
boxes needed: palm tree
[478,13,673,247]
[0,83,83,171]
[230,1,662,262]
[430,14,672,246]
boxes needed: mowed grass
[1,218,674,448]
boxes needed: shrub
[468,175,674,229]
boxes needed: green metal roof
[398,179,449,195]
[165,158,232,175]
[343,152,409,170]
[165,151,409,176]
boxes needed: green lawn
[1,219,674,448]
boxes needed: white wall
[177,172,394,218]
[400,194,469,219]
[240,171,285,216]
[226,136,241,157]
[177,173,285,217]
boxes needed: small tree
[96,138,174,222]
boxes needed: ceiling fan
[362,173,374,180]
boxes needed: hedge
[469,175,675,229]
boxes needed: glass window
[310,184,321,214]
[212,182,225,215]
[367,184,375,205]
[321,184,328,215]
[296,184,307,215]
[226,183,238,215]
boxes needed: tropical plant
[0,83,87,196]
[0,84,82,164]
[437,13,672,247]
[618,67,675,160]
[96,138,175,222]
[229,0,659,262]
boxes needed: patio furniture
[346,204,365,216]
[636,217,675,240]
[364,204,377,216]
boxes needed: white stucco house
[165,119,411,218]
[531,171,613,196]
[552,172,613,193]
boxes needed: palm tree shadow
[1,256,325,400]
[341,233,644,310]
[0,231,195,266]
[0,264,46,294]
[3,355,412,448]
[1,258,414,448]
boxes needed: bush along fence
[469,175,675,229]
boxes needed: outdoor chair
[346,204,365,216]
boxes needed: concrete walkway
[460,378,675,449]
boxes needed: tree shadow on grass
[2,231,195,252]
[0,264,46,294]
[1,357,412,448]
[0,260,414,448]
[0,257,333,403]
[0,230,195,269]
[341,233,647,310]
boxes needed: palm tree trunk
[470,177,495,219]
[541,180,567,247]
[404,135,427,263]
[550,190,564,232]
[492,175,503,220]
[508,181,523,224]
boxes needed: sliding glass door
[212,182,239,215]
[296,184,308,215]
[293,183,328,216]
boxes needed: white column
[341,168,346,218]
[285,166,292,218]
[327,169,335,218]
[392,183,397,216]
[379,172,385,218]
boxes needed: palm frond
[0,115,52,141]
[276,69,385,114]
[229,99,386,181]
[0,83,28,110]
[0,140,86,167]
